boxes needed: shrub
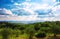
[1,28,12,39]
[35,32,46,38]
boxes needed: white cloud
[14,2,19,5]
[0,15,59,22]
[12,1,60,21]
[0,0,60,22]
[0,15,39,21]
[26,0,31,2]
[0,8,13,15]
[52,5,60,17]
[12,2,52,16]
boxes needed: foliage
[35,32,46,38]
[0,28,12,39]
[0,21,60,39]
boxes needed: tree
[1,28,12,39]
[51,23,60,37]
[25,25,35,39]
[34,23,41,31]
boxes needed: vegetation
[0,21,60,39]
[35,32,46,38]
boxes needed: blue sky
[0,0,60,22]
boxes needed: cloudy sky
[0,0,60,22]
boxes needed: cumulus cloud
[12,2,52,16]
[0,0,60,23]
[0,15,39,21]
[0,8,13,15]
[52,5,60,17]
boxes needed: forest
[0,21,60,39]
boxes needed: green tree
[1,28,12,39]
[25,25,35,39]
[51,23,60,37]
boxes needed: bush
[15,30,20,37]
[35,32,46,38]
[1,28,12,39]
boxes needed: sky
[0,0,60,23]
